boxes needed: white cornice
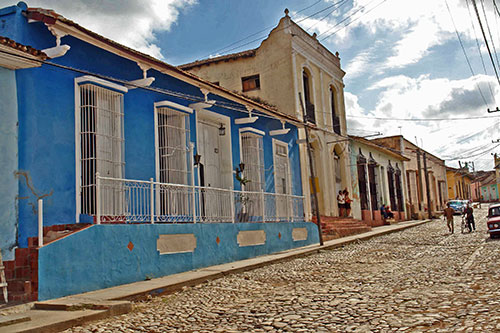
[0,45,43,69]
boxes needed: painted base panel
[38,222,319,300]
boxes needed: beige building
[372,136,448,219]
[181,9,350,219]
[349,136,409,225]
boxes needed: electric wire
[202,0,351,57]
[346,114,500,121]
[479,0,500,73]
[465,0,496,102]
[305,0,350,32]
[319,0,389,41]
[471,0,500,86]
[200,0,325,58]
[447,0,489,106]
[445,143,500,161]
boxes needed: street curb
[119,219,431,301]
[7,219,431,332]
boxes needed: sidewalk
[0,219,430,333]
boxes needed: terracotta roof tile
[0,36,47,59]
[179,49,257,70]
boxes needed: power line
[203,0,350,57]
[444,143,500,161]
[447,0,489,106]
[346,114,500,121]
[201,0,325,58]
[479,0,500,73]
[471,0,500,86]
[305,0,350,32]
[319,0,389,41]
[465,0,496,102]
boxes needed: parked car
[448,200,465,215]
[487,203,500,238]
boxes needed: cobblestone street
[66,207,500,332]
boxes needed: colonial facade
[349,136,409,225]
[180,9,350,219]
[0,3,319,302]
[372,136,448,219]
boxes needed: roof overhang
[26,9,304,127]
[0,44,44,69]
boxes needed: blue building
[0,2,318,301]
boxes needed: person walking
[337,190,345,217]
[463,204,475,232]
[443,203,455,234]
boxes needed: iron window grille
[79,83,124,216]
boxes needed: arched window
[302,69,315,124]
[330,85,341,135]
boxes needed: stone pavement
[61,208,499,332]
[0,219,430,332]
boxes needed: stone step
[0,313,31,327]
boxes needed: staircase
[313,216,372,241]
[2,223,91,304]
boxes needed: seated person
[380,204,388,219]
[386,205,394,219]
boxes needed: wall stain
[14,170,53,215]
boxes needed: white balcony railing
[95,173,305,224]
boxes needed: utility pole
[422,152,432,220]
[299,92,323,246]
[416,147,423,211]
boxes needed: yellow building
[181,9,350,219]
[446,166,473,200]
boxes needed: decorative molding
[239,127,265,136]
[292,228,308,241]
[157,234,197,254]
[237,230,266,247]
[75,75,128,93]
[154,100,193,114]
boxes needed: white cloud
[297,0,486,72]
[346,74,500,168]
[4,0,197,59]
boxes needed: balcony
[95,174,305,224]
[306,101,315,124]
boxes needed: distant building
[349,136,409,225]
[372,136,448,219]
[446,166,473,200]
[181,9,350,220]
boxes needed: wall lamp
[219,123,226,136]
[235,162,245,176]
[194,153,201,166]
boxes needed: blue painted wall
[0,5,305,252]
[38,221,319,300]
[0,67,19,261]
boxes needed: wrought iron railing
[95,173,305,224]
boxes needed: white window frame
[272,139,292,195]
[153,101,192,185]
[74,76,127,222]
[239,128,265,192]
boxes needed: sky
[4,0,500,171]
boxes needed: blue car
[448,200,465,215]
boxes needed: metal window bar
[156,107,191,221]
[96,175,304,224]
[80,84,124,218]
